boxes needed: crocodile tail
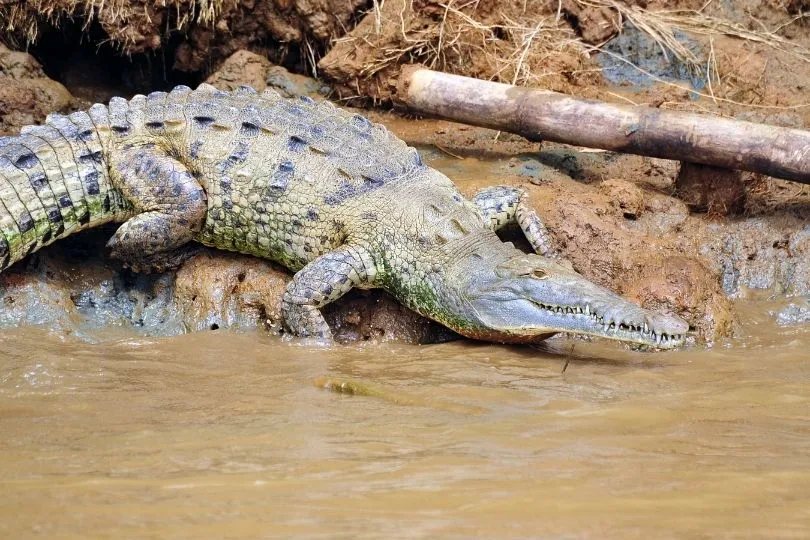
[0,109,130,272]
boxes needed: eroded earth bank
[1,0,809,346]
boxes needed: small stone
[775,300,810,327]
[0,44,74,134]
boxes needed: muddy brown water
[1,300,808,538]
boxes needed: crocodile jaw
[466,298,689,349]
[456,253,690,349]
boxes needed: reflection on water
[1,300,808,538]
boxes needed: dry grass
[574,0,810,88]
[0,0,232,49]
[326,0,810,109]
[331,0,591,87]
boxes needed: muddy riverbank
[2,41,810,344]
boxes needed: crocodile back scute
[263,91,423,184]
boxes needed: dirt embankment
[1,0,367,75]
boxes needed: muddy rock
[0,44,73,134]
[619,255,735,342]
[775,299,810,327]
[205,50,330,98]
[519,175,734,342]
[204,50,275,92]
[639,191,690,236]
[0,230,180,338]
[265,65,331,99]
[596,21,706,87]
[0,258,81,335]
[173,249,451,343]
[173,250,288,332]
[323,291,456,345]
[700,216,810,297]
[0,233,447,344]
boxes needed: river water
[1,299,808,538]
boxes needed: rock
[205,50,330,98]
[173,250,452,343]
[0,233,449,344]
[618,255,735,342]
[521,176,735,342]
[205,50,274,92]
[0,230,181,339]
[323,290,456,344]
[173,250,289,332]
[265,65,331,99]
[0,260,81,335]
[775,299,810,327]
[596,22,706,87]
[0,44,73,134]
[640,191,689,236]
[700,217,810,297]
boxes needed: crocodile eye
[531,269,549,279]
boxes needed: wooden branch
[395,66,810,185]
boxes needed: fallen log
[395,66,810,185]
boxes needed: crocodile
[0,84,689,349]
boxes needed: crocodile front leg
[107,146,207,270]
[472,185,555,257]
[282,245,378,340]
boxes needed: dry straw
[575,0,810,83]
[332,0,590,87]
[0,0,232,49]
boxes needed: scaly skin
[0,84,689,349]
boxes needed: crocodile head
[450,252,689,349]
